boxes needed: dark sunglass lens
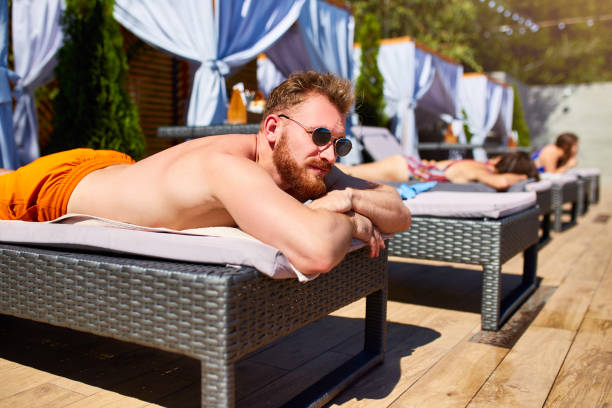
[335,139,352,157]
[312,128,332,146]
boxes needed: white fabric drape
[354,38,435,157]
[114,0,304,125]
[258,0,354,94]
[11,0,64,166]
[256,54,286,98]
[460,74,503,161]
[0,0,19,169]
[418,52,463,120]
[494,84,514,146]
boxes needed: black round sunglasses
[278,114,352,157]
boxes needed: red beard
[273,135,330,202]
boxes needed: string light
[478,1,612,36]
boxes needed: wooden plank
[0,366,57,400]
[587,260,612,320]
[239,351,353,408]
[467,326,573,408]
[387,341,508,408]
[63,392,150,408]
[329,308,480,407]
[544,317,612,408]
[0,383,84,408]
[565,225,612,282]
[532,279,598,331]
[49,377,100,397]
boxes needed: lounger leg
[364,287,387,355]
[481,262,502,331]
[281,287,387,408]
[490,243,538,330]
[553,201,563,232]
[539,213,551,247]
[201,358,234,408]
[571,201,580,225]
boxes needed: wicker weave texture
[388,207,538,265]
[387,207,539,330]
[0,244,387,407]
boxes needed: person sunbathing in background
[0,71,411,276]
[531,132,579,173]
[336,151,539,191]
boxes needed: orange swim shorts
[0,148,134,222]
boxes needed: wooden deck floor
[1,188,611,407]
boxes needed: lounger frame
[0,244,387,408]
[388,206,539,331]
[534,187,553,246]
[551,180,580,232]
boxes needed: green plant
[461,108,473,143]
[46,0,144,159]
[354,13,386,126]
[511,84,530,147]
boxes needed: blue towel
[396,181,438,200]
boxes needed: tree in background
[511,84,530,146]
[348,0,612,85]
[46,0,144,158]
[354,13,386,126]
[348,0,484,72]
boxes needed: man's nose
[319,142,337,163]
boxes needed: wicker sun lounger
[422,179,553,247]
[568,167,602,212]
[0,222,388,408]
[541,174,581,232]
[388,192,539,331]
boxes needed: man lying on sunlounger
[0,71,411,275]
[336,151,539,191]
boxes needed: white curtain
[418,52,463,120]
[258,0,354,93]
[460,74,503,161]
[494,84,514,146]
[256,54,286,98]
[114,0,304,126]
[359,38,435,158]
[11,0,64,166]
[0,0,18,169]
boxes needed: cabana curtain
[459,74,503,161]
[10,0,64,167]
[258,0,355,92]
[0,0,19,169]
[493,85,514,146]
[417,53,463,120]
[114,0,304,126]
[354,38,436,158]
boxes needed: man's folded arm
[325,166,412,233]
[204,154,355,275]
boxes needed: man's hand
[307,189,352,213]
[347,211,385,258]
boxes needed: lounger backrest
[351,126,401,161]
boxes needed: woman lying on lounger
[336,151,539,191]
[531,132,579,174]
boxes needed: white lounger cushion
[567,168,601,177]
[540,173,578,185]
[525,179,553,192]
[404,191,536,219]
[0,214,372,282]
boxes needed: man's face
[272,93,345,202]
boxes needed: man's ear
[263,114,280,146]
